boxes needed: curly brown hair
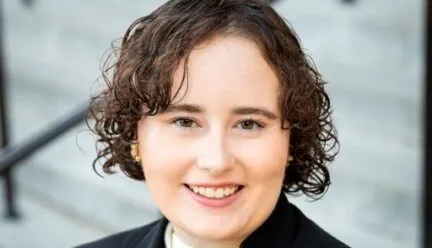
[88,0,339,198]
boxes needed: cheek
[137,123,185,181]
[137,121,199,189]
[234,131,289,180]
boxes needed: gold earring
[130,143,141,162]
[286,156,293,167]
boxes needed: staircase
[0,0,423,247]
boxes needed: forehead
[171,35,280,111]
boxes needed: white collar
[164,222,194,248]
[164,222,240,248]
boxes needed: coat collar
[240,193,297,248]
[135,192,297,248]
[134,216,168,248]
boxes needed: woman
[78,0,348,247]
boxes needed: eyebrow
[164,104,203,114]
[164,104,278,120]
[232,106,278,120]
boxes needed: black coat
[76,194,350,248]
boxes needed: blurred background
[0,0,425,247]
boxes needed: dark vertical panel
[425,0,432,246]
[0,0,18,219]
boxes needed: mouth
[183,184,244,199]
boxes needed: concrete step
[0,0,424,247]
[0,187,106,248]
[0,85,161,246]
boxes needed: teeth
[188,185,239,198]
[206,188,215,198]
[192,186,199,194]
[214,188,224,198]
[198,187,206,195]
[224,188,231,196]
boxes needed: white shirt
[164,223,194,248]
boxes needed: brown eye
[237,120,263,130]
[173,118,197,128]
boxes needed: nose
[196,130,234,175]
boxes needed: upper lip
[185,183,244,188]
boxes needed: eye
[236,120,264,130]
[172,118,198,128]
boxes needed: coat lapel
[134,218,168,248]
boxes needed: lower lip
[185,186,243,208]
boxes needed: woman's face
[137,35,290,247]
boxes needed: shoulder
[291,204,350,248]
[74,218,166,248]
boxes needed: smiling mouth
[184,184,244,199]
